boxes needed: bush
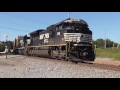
[95,48,120,61]
[0,43,5,52]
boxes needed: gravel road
[0,55,120,78]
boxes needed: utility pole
[5,34,8,59]
[104,31,106,48]
[117,43,119,49]
[117,34,120,49]
[112,43,114,49]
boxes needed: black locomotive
[13,18,95,63]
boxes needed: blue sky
[0,12,120,43]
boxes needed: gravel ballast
[0,55,120,78]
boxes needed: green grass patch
[95,48,120,61]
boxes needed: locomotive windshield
[65,28,80,33]
[63,22,90,33]
[63,22,83,28]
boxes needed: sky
[0,12,120,43]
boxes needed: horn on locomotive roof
[68,12,70,18]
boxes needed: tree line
[0,41,13,52]
[93,38,119,48]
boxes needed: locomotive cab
[61,18,95,61]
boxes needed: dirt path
[94,57,120,66]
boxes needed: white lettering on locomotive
[40,33,49,40]
[45,33,49,38]
[40,34,44,40]
[64,33,92,43]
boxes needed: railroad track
[27,55,120,72]
[78,62,120,72]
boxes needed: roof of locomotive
[55,18,88,26]
[47,18,88,30]
[30,29,45,35]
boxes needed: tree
[0,43,5,52]
[0,41,13,52]
[94,39,104,48]
[93,38,119,48]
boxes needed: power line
[0,13,46,31]
[0,26,30,32]
[104,31,106,48]
[0,13,46,27]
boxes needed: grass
[95,48,120,61]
